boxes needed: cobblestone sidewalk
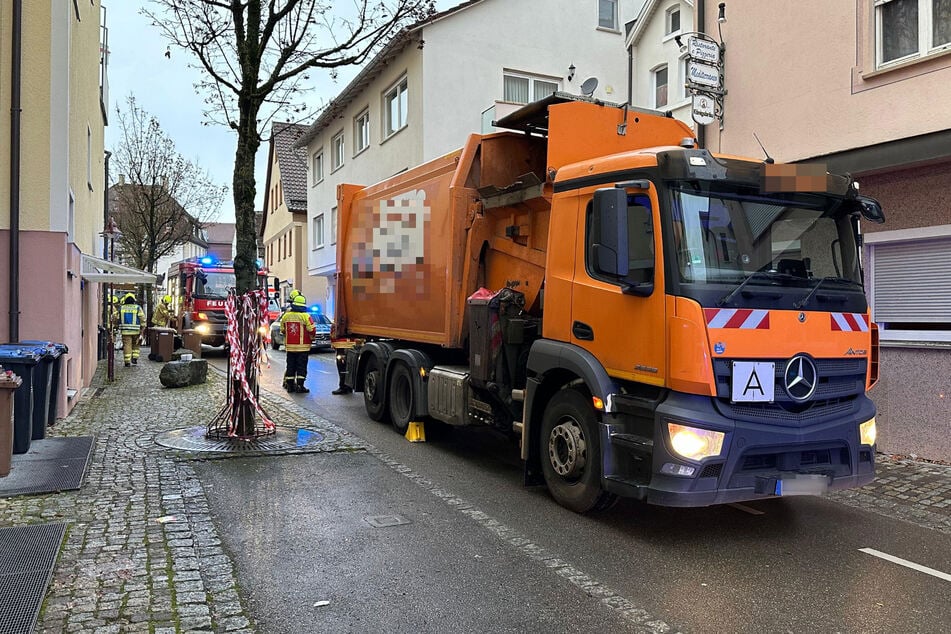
[0,356,363,634]
[0,356,948,633]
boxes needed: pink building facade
[691,0,951,461]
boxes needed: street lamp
[100,217,122,380]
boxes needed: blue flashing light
[310,304,321,313]
[200,256,215,265]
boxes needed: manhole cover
[364,515,411,528]
[155,425,325,452]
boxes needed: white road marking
[859,548,951,582]
[729,502,765,515]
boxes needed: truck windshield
[668,183,864,310]
[194,272,235,298]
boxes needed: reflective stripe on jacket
[120,304,145,334]
[280,310,315,352]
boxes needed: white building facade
[298,0,640,315]
[625,0,695,127]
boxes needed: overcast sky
[104,1,456,224]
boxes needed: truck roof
[493,92,672,137]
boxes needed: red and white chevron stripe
[830,312,869,332]
[703,308,771,329]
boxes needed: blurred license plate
[775,474,831,496]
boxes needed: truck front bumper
[601,391,876,507]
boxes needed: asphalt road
[204,350,951,633]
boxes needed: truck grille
[712,357,867,427]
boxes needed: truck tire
[387,362,414,434]
[540,388,617,513]
[363,354,389,423]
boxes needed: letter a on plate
[731,361,775,402]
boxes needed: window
[331,207,337,245]
[312,150,323,185]
[313,213,325,249]
[288,230,292,258]
[503,72,560,104]
[876,0,951,67]
[384,77,408,138]
[666,5,682,35]
[653,65,668,108]
[354,109,370,155]
[586,193,655,286]
[866,229,951,342]
[599,0,618,30]
[331,131,344,171]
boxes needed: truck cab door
[570,184,667,386]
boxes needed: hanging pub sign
[687,60,721,89]
[688,36,721,65]
[691,94,716,125]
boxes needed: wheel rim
[548,418,587,479]
[365,370,380,402]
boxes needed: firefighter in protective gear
[152,295,172,327]
[119,293,146,367]
[279,295,315,393]
[109,295,120,329]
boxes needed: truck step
[609,432,653,459]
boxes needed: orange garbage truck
[335,94,884,513]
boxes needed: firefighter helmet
[292,295,307,307]
[122,293,136,303]
[289,289,301,301]
[162,295,172,304]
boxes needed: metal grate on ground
[155,425,328,453]
[0,436,94,498]
[0,523,67,634]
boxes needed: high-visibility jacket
[119,304,145,335]
[280,309,315,352]
[152,302,170,327]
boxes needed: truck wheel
[388,363,414,434]
[271,337,280,350]
[540,388,617,513]
[363,355,389,423]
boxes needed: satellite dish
[580,77,599,97]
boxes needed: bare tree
[145,0,435,293]
[111,95,228,274]
[145,0,433,436]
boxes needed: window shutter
[872,237,951,322]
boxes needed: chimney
[118,174,125,185]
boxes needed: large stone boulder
[160,359,208,388]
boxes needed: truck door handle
[572,321,594,341]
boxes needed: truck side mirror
[592,188,629,277]
[857,195,885,224]
[179,272,187,291]
[273,277,281,292]
[842,195,884,224]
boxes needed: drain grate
[155,425,325,453]
[0,523,66,634]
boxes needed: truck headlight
[197,312,208,321]
[668,422,725,461]
[859,418,877,446]
[195,323,210,334]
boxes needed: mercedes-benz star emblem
[784,355,817,402]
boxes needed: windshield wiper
[794,277,863,309]
[718,271,799,306]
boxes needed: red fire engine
[166,256,269,347]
